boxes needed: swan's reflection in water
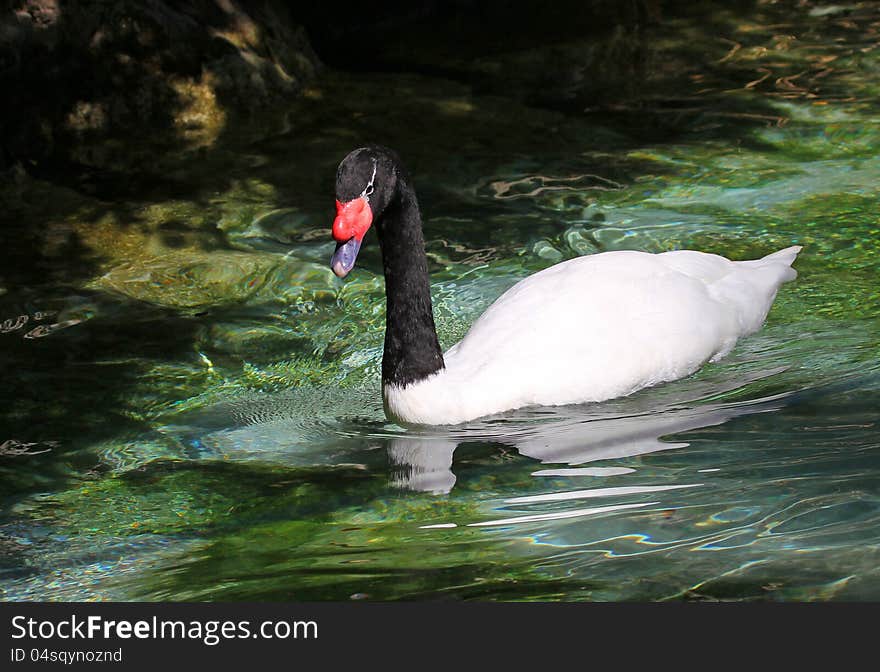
[387,438,458,494]
[160,366,790,510]
[387,393,785,495]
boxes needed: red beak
[332,197,373,243]
[331,197,373,277]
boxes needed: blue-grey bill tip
[331,237,362,278]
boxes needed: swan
[329,146,801,426]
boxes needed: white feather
[384,246,801,425]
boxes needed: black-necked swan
[329,145,801,426]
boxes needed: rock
[1,1,320,169]
[91,249,282,310]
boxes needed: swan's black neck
[376,176,444,388]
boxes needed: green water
[2,2,879,601]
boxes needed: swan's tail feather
[743,245,802,283]
[760,245,803,266]
[715,245,802,335]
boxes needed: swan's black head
[331,146,400,277]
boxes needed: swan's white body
[383,246,801,426]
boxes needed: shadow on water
[0,293,206,494]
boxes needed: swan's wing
[442,248,799,411]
